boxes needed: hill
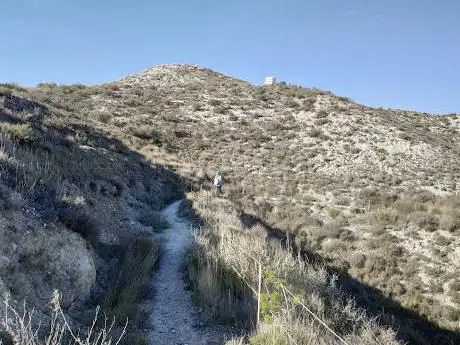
[0,64,459,345]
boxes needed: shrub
[57,200,98,242]
[337,96,351,102]
[137,210,169,232]
[302,97,316,111]
[316,110,328,118]
[285,98,300,109]
[308,127,323,138]
[209,99,223,107]
[129,125,162,145]
[94,112,112,123]
[438,213,460,232]
[328,208,341,219]
[410,212,439,232]
[412,191,437,204]
[0,83,28,92]
[228,113,239,121]
[192,103,204,111]
[350,252,366,269]
[314,118,330,126]
[1,124,37,144]
[215,106,229,114]
[0,187,25,211]
[443,307,460,322]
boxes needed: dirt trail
[149,200,231,345]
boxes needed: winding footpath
[149,200,230,345]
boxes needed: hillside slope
[1,64,459,344]
[0,84,185,344]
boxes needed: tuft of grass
[215,105,229,114]
[103,236,158,343]
[1,291,126,345]
[94,111,112,123]
[209,99,223,107]
[137,209,169,232]
[285,98,300,109]
[192,103,204,111]
[1,124,37,144]
[187,246,256,327]
[314,118,330,126]
[308,127,323,138]
[128,125,159,140]
[315,110,328,118]
[302,97,316,111]
[249,328,288,345]
[328,208,341,219]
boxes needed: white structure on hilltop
[264,76,277,85]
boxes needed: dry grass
[0,291,126,345]
[102,236,159,345]
[185,190,402,345]
[0,124,37,144]
[2,65,459,343]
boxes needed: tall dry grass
[185,191,402,345]
[102,236,159,345]
[0,291,126,345]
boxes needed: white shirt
[214,174,222,186]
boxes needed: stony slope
[0,84,185,344]
[69,64,460,194]
[111,65,460,336]
[1,64,459,343]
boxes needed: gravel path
[149,200,231,345]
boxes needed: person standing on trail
[213,170,224,196]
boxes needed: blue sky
[1,0,459,114]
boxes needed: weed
[103,237,158,332]
[0,292,126,345]
[137,209,169,232]
[1,124,37,144]
[308,127,323,138]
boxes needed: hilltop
[0,64,459,345]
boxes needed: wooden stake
[257,261,262,330]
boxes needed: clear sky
[1,0,459,114]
